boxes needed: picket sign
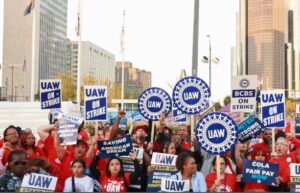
[161,178,189,192]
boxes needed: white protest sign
[84,86,107,121]
[296,104,300,114]
[20,173,58,192]
[231,75,257,113]
[161,178,189,192]
[151,152,177,166]
[40,79,61,109]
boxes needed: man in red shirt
[251,129,272,160]
[269,137,294,192]
[177,124,191,150]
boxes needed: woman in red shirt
[89,151,140,192]
[206,155,237,192]
[20,132,45,160]
[236,147,269,192]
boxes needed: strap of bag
[72,177,76,192]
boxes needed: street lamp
[202,35,220,88]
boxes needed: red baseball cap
[134,125,147,133]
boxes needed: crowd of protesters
[0,111,299,192]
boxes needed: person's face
[171,135,181,146]
[275,138,289,157]
[98,130,104,138]
[136,129,146,138]
[71,162,85,177]
[9,154,28,177]
[104,128,111,139]
[74,144,87,158]
[26,133,35,147]
[254,152,266,162]
[177,126,188,140]
[183,157,197,175]
[239,142,248,153]
[263,130,272,143]
[214,158,226,174]
[5,128,19,145]
[167,143,176,155]
[109,159,121,176]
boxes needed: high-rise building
[236,0,285,90]
[285,0,300,98]
[70,41,115,85]
[2,0,68,101]
[115,61,151,91]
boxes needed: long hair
[105,157,128,188]
[20,132,36,150]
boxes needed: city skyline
[0,0,238,103]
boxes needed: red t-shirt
[244,182,268,191]
[100,172,130,192]
[2,146,25,165]
[269,155,295,183]
[26,147,45,160]
[43,135,57,163]
[0,139,3,148]
[206,172,237,192]
[181,140,191,150]
[79,129,90,141]
[60,151,91,181]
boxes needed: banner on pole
[261,90,285,128]
[195,112,238,154]
[40,79,61,109]
[57,112,83,145]
[172,76,210,114]
[138,87,172,121]
[237,117,264,143]
[241,160,278,186]
[231,75,257,113]
[98,135,132,159]
[173,105,187,122]
[84,86,107,121]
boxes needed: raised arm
[38,124,55,141]
[109,111,126,140]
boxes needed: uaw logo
[240,78,250,88]
[196,112,238,154]
[172,76,210,114]
[138,87,172,121]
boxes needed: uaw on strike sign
[84,86,107,121]
[261,90,285,128]
[40,79,61,109]
[231,75,257,113]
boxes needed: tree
[214,102,222,111]
[223,95,231,105]
[56,72,76,101]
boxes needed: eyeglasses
[11,161,27,166]
[5,133,18,137]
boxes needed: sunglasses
[11,161,28,166]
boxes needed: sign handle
[272,128,276,155]
[94,121,98,137]
[216,154,221,180]
[150,121,155,154]
[191,115,195,151]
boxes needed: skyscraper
[2,0,68,101]
[236,0,285,90]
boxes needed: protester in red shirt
[2,125,25,165]
[89,151,140,192]
[236,147,269,192]
[177,124,191,150]
[20,132,45,160]
[251,129,272,161]
[206,155,237,192]
[269,137,295,192]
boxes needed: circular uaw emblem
[172,76,210,114]
[240,78,249,88]
[138,87,172,121]
[196,112,238,154]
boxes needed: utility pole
[192,0,199,76]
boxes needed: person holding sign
[89,151,140,192]
[170,152,207,192]
[206,155,237,192]
[235,147,269,192]
[269,137,295,192]
[63,159,95,192]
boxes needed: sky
[0,0,239,104]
